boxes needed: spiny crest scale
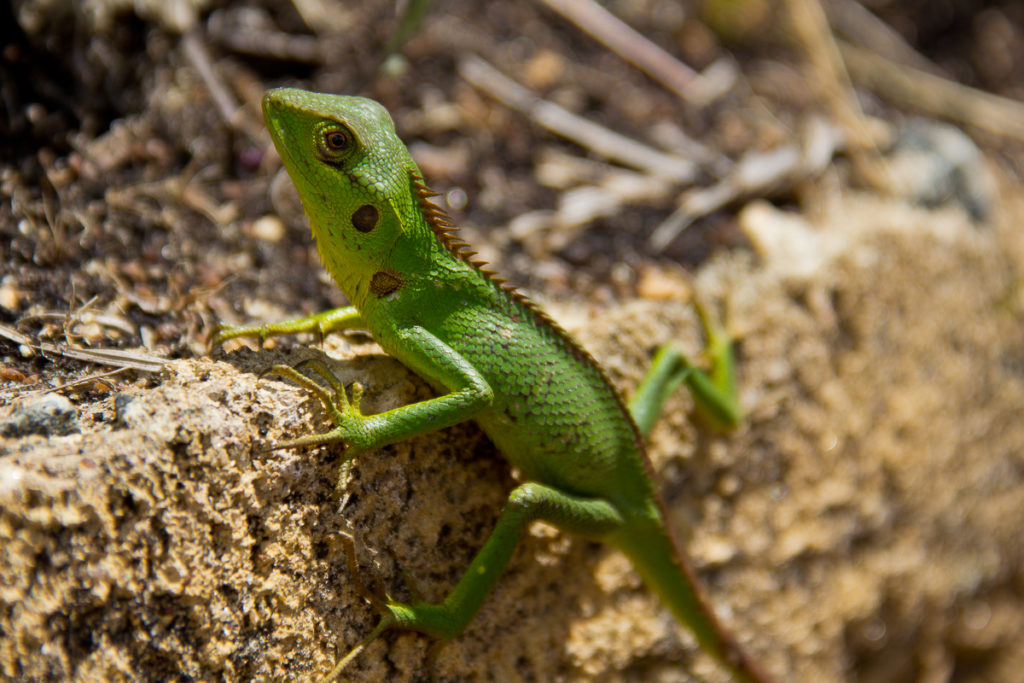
[409,170,644,453]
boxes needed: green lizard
[216,88,770,682]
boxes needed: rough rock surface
[3,191,1024,681]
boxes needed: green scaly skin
[215,88,770,683]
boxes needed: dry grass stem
[842,42,1024,143]
[785,0,891,191]
[0,324,166,374]
[459,56,696,183]
[537,0,734,105]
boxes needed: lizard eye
[317,125,353,160]
[324,130,349,150]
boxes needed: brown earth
[3,1,1024,681]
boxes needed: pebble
[0,393,80,437]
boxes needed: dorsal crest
[409,171,645,454]
[409,169,593,355]
[411,171,496,277]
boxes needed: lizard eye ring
[317,125,353,161]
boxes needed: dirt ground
[2,1,1024,681]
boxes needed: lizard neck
[310,220,373,309]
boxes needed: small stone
[0,393,80,437]
[523,50,565,90]
[252,215,286,243]
[0,281,23,310]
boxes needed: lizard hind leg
[628,298,742,437]
[317,482,628,682]
[319,531,438,681]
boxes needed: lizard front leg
[264,324,493,466]
[212,305,366,346]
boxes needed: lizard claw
[338,531,426,609]
[338,532,389,612]
[314,533,403,682]
[255,362,367,454]
[318,617,393,683]
[292,359,365,414]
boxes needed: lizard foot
[317,532,399,682]
[256,360,367,454]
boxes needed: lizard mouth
[261,90,305,174]
[261,91,290,136]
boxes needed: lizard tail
[613,520,773,683]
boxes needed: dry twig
[784,0,890,191]
[826,0,941,74]
[182,30,264,139]
[459,56,696,183]
[649,118,841,251]
[536,0,734,105]
[841,42,1024,143]
[509,149,674,250]
[0,324,166,374]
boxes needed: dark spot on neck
[352,204,379,232]
[370,269,403,297]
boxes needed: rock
[0,393,79,437]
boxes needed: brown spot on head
[370,269,403,297]
[352,204,379,233]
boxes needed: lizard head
[262,88,423,306]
